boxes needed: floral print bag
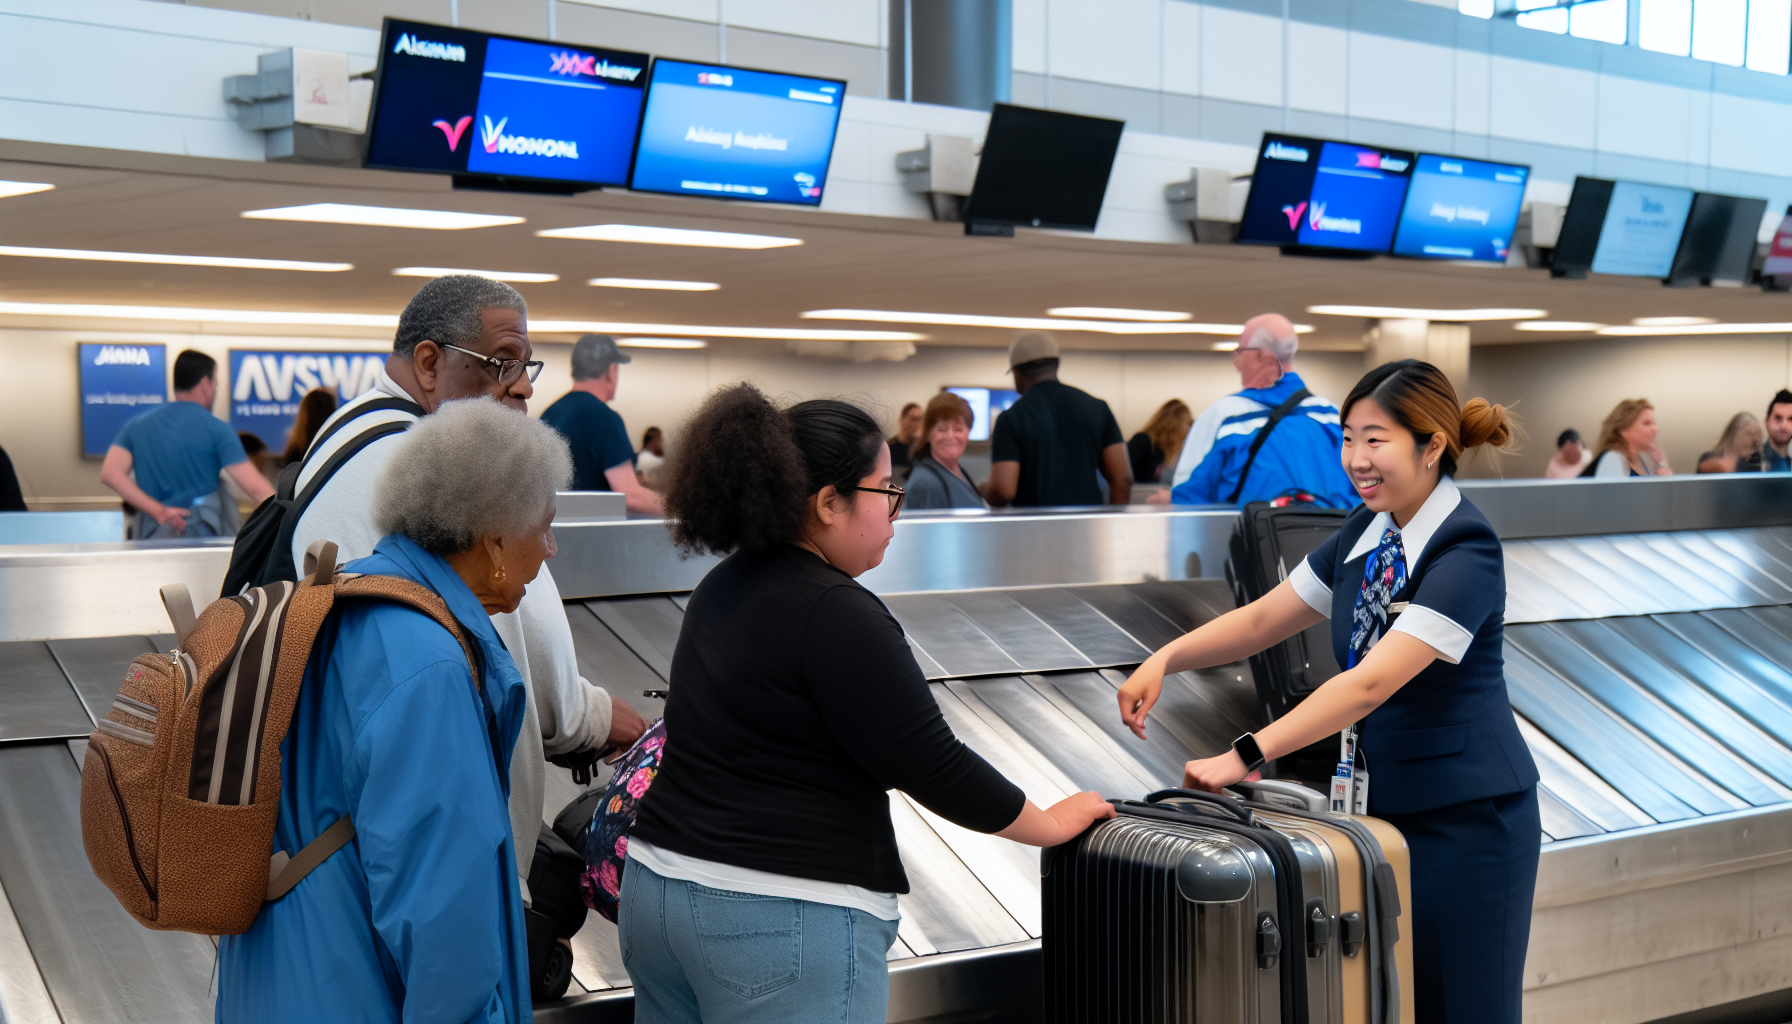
[580,718,665,923]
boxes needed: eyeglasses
[440,343,545,386]
[844,484,906,519]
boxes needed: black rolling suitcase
[1226,502,1349,784]
[1043,787,1410,1024]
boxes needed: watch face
[1233,733,1266,769]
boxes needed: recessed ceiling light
[0,181,55,199]
[1047,307,1192,322]
[801,309,1312,336]
[617,337,708,348]
[393,266,558,283]
[0,245,352,272]
[1306,305,1546,321]
[1630,316,1717,327]
[1513,321,1605,332]
[0,300,396,327]
[537,224,801,249]
[242,204,524,230]
[1598,322,1792,336]
[590,277,721,291]
[529,319,922,341]
[1212,341,1240,351]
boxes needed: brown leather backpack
[80,540,480,935]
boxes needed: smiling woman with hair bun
[1118,359,1539,1023]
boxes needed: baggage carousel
[2,475,1791,1024]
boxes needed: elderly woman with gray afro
[218,398,571,1024]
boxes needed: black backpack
[220,397,423,597]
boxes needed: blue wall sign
[228,350,387,450]
[78,343,166,457]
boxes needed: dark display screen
[963,104,1125,231]
[628,59,845,205]
[365,19,649,188]
[1238,134,1414,252]
[1392,155,1529,262]
[1668,192,1767,286]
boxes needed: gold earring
[493,566,507,582]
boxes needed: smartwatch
[1231,732,1267,773]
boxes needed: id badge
[1329,767,1353,814]
[1351,769,1370,815]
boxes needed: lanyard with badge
[1330,592,1408,815]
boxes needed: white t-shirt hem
[627,838,902,921]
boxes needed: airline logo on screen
[1307,201,1361,235]
[547,51,643,82]
[433,115,473,151]
[1355,151,1409,173]
[697,72,734,87]
[480,116,579,158]
[392,32,466,62]
[1264,140,1309,162]
[92,345,153,366]
[1281,201,1307,230]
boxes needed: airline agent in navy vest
[1118,359,1540,1023]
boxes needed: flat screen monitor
[628,59,844,205]
[1236,134,1414,253]
[945,387,1020,443]
[1667,192,1767,286]
[365,20,650,189]
[963,105,1125,231]
[78,343,165,458]
[1591,180,1695,278]
[1549,176,1614,279]
[1392,155,1529,262]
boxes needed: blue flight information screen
[629,59,845,205]
[1296,141,1414,252]
[1392,155,1529,262]
[366,19,648,188]
[1592,181,1696,277]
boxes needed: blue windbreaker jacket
[216,534,532,1024]
[1169,372,1359,509]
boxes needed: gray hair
[393,275,529,357]
[1239,319,1299,366]
[372,398,572,555]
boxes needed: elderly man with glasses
[288,274,648,930]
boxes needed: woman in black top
[624,384,1111,1024]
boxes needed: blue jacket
[1168,373,1358,508]
[216,534,532,1024]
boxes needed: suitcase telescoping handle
[1144,788,1254,824]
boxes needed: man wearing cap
[540,334,664,515]
[1159,313,1355,508]
[986,331,1131,507]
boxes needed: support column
[1363,319,1470,394]
[887,0,1012,109]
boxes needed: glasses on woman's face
[440,343,545,386]
[844,484,906,519]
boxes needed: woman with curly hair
[621,384,1112,1023]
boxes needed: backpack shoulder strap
[1226,387,1312,505]
[303,396,424,462]
[333,573,481,686]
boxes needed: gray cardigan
[905,455,986,510]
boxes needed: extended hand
[1183,750,1255,793]
[154,506,190,533]
[605,695,649,763]
[1044,790,1117,844]
[1116,661,1165,740]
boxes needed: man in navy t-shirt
[100,349,275,538]
[539,334,664,514]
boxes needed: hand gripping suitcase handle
[1144,788,1254,824]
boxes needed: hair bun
[1459,397,1514,451]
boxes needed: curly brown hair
[663,383,884,556]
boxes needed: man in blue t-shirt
[539,334,663,514]
[100,349,275,538]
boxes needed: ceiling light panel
[1306,305,1546,321]
[590,278,721,291]
[0,181,55,199]
[618,337,708,348]
[530,319,922,341]
[1630,316,1717,326]
[0,245,351,272]
[802,309,1312,336]
[1598,322,1792,336]
[1513,321,1605,332]
[1047,307,1192,322]
[0,300,397,327]
[537,224,802,248]
[393,267,558,283]
[242,204,524,230]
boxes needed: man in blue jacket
[1164,313,1357,508]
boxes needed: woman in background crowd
[623,384,1111,1023]
[1544,428,1590,478]
[1589,398,1672,478]
[636,426,666,489]
[282,387,339,468]
[1697,412,1764,473]
[905,391,986,510]
[1127,398,1193,485]
[887,401,923,482]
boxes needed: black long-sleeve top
[630,544,1026,894]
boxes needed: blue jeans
[620,860,900,1024]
